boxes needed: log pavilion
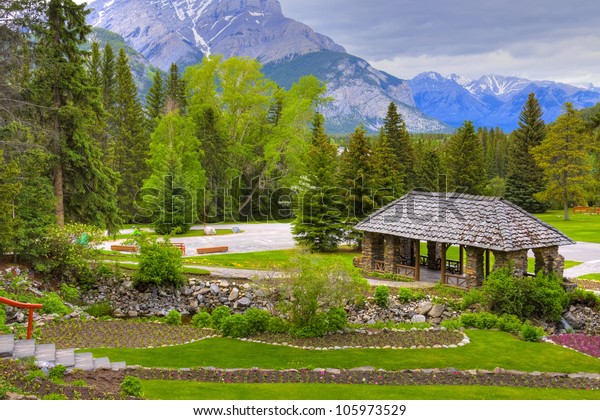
[353,191,575,289]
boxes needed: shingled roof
[355,191,574,252]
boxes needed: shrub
[220,314,249,337]
[40,293,69,316]
[211,306,231,330]
[266,317,289,334]
[133,236,185,287]
[440,318,463,330]
[461,288,484,310]
[291,313,328,338]
[48,364,66,382]
[59,283,80,303]
[529,273,569,321]
[520,322,545,342]
[497,313,524,333]
[373,285,390,308]
[120,376,143,397]
[191,311,212,329]
[164,310,182,326]
[568,288,600,308]
[327,307,347,331]
[244,308,271,335]
[460,312,499,329]
[397,288,413,303]
[85,301,112,318]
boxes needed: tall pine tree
[146,70,166,130]
[292,114,344,251]
[383,102,414,189]
[165,63,187,112]
[31,0,120,230]
[505,93,548,212]
[445,121,486,195]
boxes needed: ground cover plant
[549,334,600,358]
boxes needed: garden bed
[548,334,600,358]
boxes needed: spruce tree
[113,47,149,220]
[165,63,187,112]
[445,121,486,195]
[505,93,548,212]
[383,102,414,188]
[31,0,120,231]
[292,113,344,251]
[532,103,592,220]
[101,43,116,112]
[414,141,443,192]
[146,70,166,130]
[88,41,102,90]
[0,150,21,256]
[371,128,405,203]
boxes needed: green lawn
[141,381,600,400]
[112,262,210,276]
[83,330,600,373]
[578,273,600,280]
[109,228,236,241]
[534,210,600,243]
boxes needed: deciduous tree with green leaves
[532,103,593,220]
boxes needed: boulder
[416,301,433,315]
[411,314,426,323]
[428,304,446,318]
[238,297,251,306]
[228,288,239,301]
[209,284,221,295]
[204,226,217,235]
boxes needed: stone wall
[533,246,565,278]
[464,246,485,288]
[493,249,528,277]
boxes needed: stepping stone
[12,339,35,359]
[93,357,111,370]
[74,352,94,371]
[55,349,75,368]
[34,343,56,363]
[110,361,127,370]
[0,334,15,357]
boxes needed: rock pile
[347,297,461,326]
[562,305,600,334]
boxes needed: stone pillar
[532,246,565,278]
[384,235,396,272]
[397,237,414,266]
[464,246,485,288]
[493,249,529,277]
[426,241,442,270]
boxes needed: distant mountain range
[86,0,600,133]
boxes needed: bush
[461,288,484,310]
[48,364,66,382]
[327,307,347,331]
[397,288,413,303]
[220,314,249,337]
[133,236,185,287]
[291,313,328,338]
[59,283,80,303]
[520,322,545,342]
[211,306,231,330]
[497,313,524,333]
[244,308,271,335]
[460,312,499,329]
[568,288,600,308]
[85,301,113,318]
[191,311,212,329]
[164,310,182,326]
[120,376,143,397]
[529,273,569,321]
[266,316,289,334]
[440,318,463,330]
[373,285,390,308]
[40,293,69,316]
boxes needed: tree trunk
[54,164,64,227]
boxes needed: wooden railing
[444,273,469,289]
[0,296,43,339]
[393,264,416,278]
[170,242,186,253]
[373,260,386,273]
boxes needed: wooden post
[485,249,491,277]
[440,243,447,285]
[459,245,464,275]
[414,239,421,282]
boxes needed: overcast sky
[278,0,600,86]
[77,0,600,86]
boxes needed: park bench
[171,242,186,253]
[196,246,229,254]
[573,206,590,214]
[110,245,138,252]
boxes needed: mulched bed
[39,320,215,349]
[574,278,600,292]
[249,329,465,349]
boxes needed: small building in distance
[353,191,575,289]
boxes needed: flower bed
[549,334,600,358]
[248,329,466,350]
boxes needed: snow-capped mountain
[85,0,449,133]
[410,72,600,130]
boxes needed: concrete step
[93,357,111,370]
[34,343,56,364]
[0,334,15,357]
[74,352,95,371]
[55,348,75,368]
[12,339,35,359]
[110,361,127,370]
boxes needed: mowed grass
[83,330,600,373]
[534,210,600,243]
[579,273,600,280]
[141,381,600,400]
[109,228,236,241]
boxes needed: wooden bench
[574,206,591,214]
[171,242,186,253]
[196,246,229,254]
[110,245,138,252]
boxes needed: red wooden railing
[0,296,43,339]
